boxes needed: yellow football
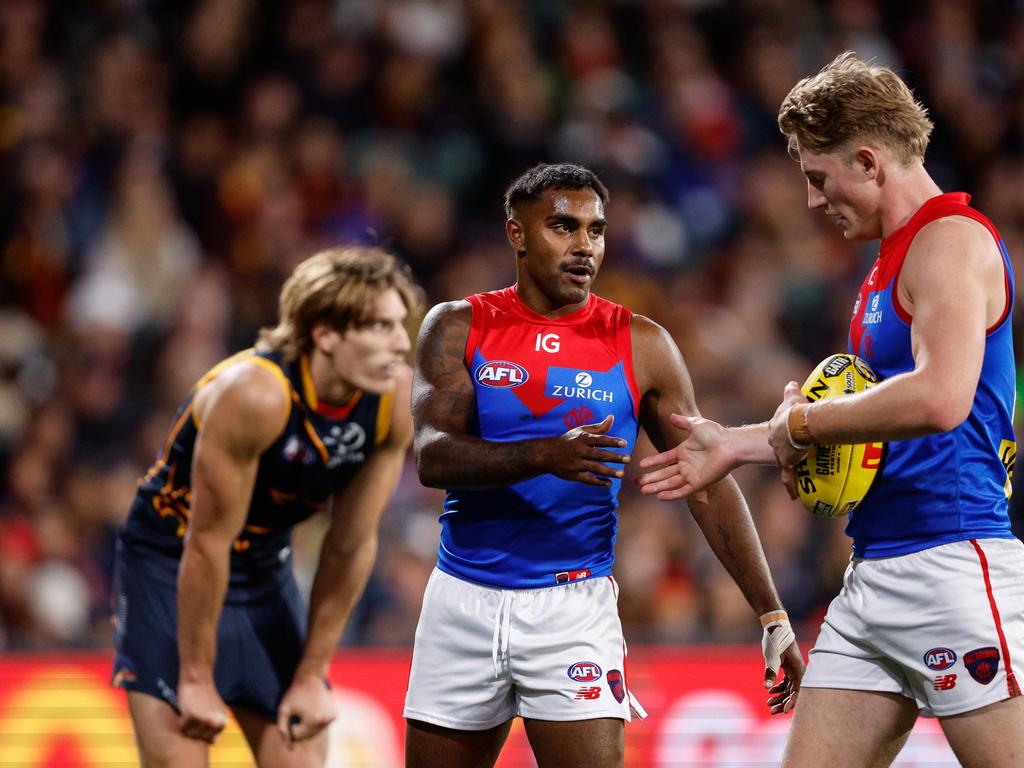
[794,354,885,519]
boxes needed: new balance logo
[934,674,958,691]
[574,686,602,700]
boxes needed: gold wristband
[787,404,814,448]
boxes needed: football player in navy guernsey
[112,247,422,767]
[403,162,803,768]
[637,53,1024,767]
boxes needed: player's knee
[136,738,206,768]
[255,731,328,768]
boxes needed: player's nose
[807,183,827,210]
[394,325,412,354]
[570,227,593,256]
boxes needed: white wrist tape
[760,611,795,674]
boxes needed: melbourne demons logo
[564,406,594,428]
[964,647,1000,685]
[607,669,625,703]
[475,360,528,388]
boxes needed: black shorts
[111,539,307,719]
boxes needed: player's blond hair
[778,51,933,166]
[257,246,422,361]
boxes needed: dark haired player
[403,163,803,768]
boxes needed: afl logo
[567,661,603,682]
[924,647,957,671]
[475,360,528,388]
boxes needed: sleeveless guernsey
[120,348,393,595]
[847,193,1016,558]
[437,287,641,588]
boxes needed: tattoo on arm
[414,304,541,488]
[715,522,745,577]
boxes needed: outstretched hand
[635,413,735,499]
[543,414,631,487]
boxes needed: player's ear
[506,217,526,256]
[310,323,337,353]
[854,147,878,180]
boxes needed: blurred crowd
[2,0,1024,651]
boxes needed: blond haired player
[637,52,1024,767]
[112,247,422,767]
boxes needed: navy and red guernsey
[847,193,1016,558]
[437,286,642,589]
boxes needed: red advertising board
[0,648,959,766]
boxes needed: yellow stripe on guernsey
[298,354,338,461]
[300,354,319,409]
[299,352,363,412]
[375,390,393,445]
[141,404,196,485]
[190,349,293,429]
[303,419,331,464]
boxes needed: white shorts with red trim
[403,568,646,730]
[803,538,1024,716]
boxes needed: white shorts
[403,568,646,730]
[803,537,1024,716]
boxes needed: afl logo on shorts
[924,647,957,671]
[567,661,602,682]
[475,360,528,388]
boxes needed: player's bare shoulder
[905,214,1006,318]
[629,313,687,393]
[417,300,472,363]
[916,215,1001,265]
[415,299,474,387]
[194,358,292,449]
[412,299,477,436]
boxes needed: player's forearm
[296,534,379,678]
[723,423,776,465]
[688,477,784,616]
[415,428,548,488]
[802,371,970,445]
[177,535,231,681]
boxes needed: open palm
[636,413,737,500]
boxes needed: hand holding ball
[794,354,884,518]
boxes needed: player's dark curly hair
[503,163,610,218]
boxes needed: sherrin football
[794,354,885,519]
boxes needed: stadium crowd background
[1,0,1023,651]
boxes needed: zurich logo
[475,360,528,388]
[575,372,593,387]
